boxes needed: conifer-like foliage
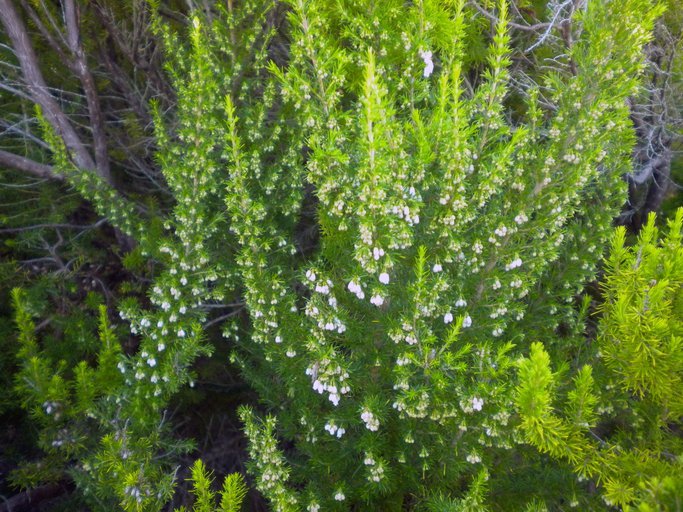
[175,461,248,512]
[517,208,683,510]
[2,0,674,510]
[228,0,661,509]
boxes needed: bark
[0,149,63,181]
[63,0,111,180]
[0,482,72,512]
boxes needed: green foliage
[516,208,683,509]
[175,460,247,512]
[3,0,676,510]
[229,0,661,509]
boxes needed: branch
[0,482,71,512]
[0,148,63,181]
[0,0,101,178]
[0,218,107,234]
[469,1,551,32]
[64,0,111,180]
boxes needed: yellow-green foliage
[600,210,683,413]
[516,208,683,509]
[175,460,247,512]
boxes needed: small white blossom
[334,491,346,502]
[494,225,508,237]
[370,294,384,307]
[361,409,380,431]
[379,272,390,284]
[419,50,434,77]
[466,452,482,464]
[472,397,484,411]
[432,263,443,273]
[462,315,472,328]
[514,213,528,225]
[443,312,453,324]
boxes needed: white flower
[157,343,165,352]
[286,349,296,358]
[514,213,528,225]
[462,315,472,328]
[361,409,380,431]
[275,335,282,344]
[334,491,346,502]
[307,504,320,512]
[147,357,156,367]
[419,50,434,77]
[444,312,453,324]
[472,397,484,411]
[178,329,186,338]
[466,452,482,464]
[432,263,443,273]
[379,272,390,284]
[494,225,508,237]
[370,294,384,306]
[372,247,385,260]
[306,269,316,282]
[505,258,523,271]
[455,298,467,308]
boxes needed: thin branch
[0,218,107,234]
[469,1,551,32]
[526,0,574,53]
[0,148,63,181]
[64,0,111,180]
[0,0,99,176]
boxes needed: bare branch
[0,0,102,178]
[63,0,111,179]
[0,148,63,181]
[469,1,551,32]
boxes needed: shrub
[516,208,683,509]
[4,0,666,510]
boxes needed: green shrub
[517,208,683,509]
[5,0,668,510]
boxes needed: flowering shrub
[228,0,661,509]
[5,0,669,510]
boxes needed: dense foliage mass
[0,1,681,511]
